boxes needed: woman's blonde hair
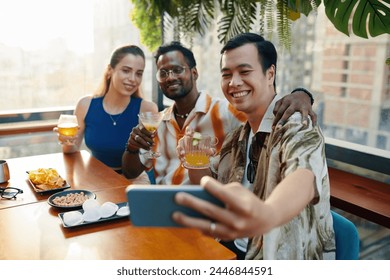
[94,45,145,98]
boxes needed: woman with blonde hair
[56,45,157,176]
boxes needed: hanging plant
[130,0,162,51]
[129,0,389,54]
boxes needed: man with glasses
[122,41,315,186]
[173,33,335,259]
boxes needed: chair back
[331,210,360,260]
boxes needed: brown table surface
[0,151,235,260]
[329,167,390,228]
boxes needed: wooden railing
[0,120,57,135]
[0,106,73,136]
[329,167,390,229]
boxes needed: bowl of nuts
[47,189,96,210]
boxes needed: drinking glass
[0,160,10,183]
[182,134,217,169]
[57,114,78,144]
[138,112,164,159]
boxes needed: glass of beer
[183,133,217,169]
[138,111,164,158]
[57,114,78,144]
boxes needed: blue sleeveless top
[84,96,142,169]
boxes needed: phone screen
[126,185,224,227]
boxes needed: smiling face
[156,50,198,101]
[109,53,145,97]
[220,43,275,117]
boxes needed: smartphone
[126,185,224,227]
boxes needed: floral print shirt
[216,95,336,260]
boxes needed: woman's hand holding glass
[53,114,79,145]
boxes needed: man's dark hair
[154,41,197,68]
[221,33,277,88]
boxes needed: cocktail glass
[138,111,164,159]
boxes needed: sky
[0,0,94,54]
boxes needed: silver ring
[209,222,216,233]
[135,135,140,141]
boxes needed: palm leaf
[217,0,257,44]
[265,0,275,41]
[162,0,215,45]
[323,0,390,38]
[257,1,267,36]
[152,0,181,17]
[276,0,292,49]
[179,0,215,36]
[287,0,321,17]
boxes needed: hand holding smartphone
[126,185,223,227]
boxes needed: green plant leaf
[276,0,292,50]
[324,0,390,38]
[217,0,257,44]
[287,0,321,17]
[130,0,162,51]
[130,0,389,54]
[178,0,214,36]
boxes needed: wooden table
[0,151,235,260]
[329,167,390,228]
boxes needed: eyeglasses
[0,187,23,199]
[156,66,188,82]
[246,133,267,184]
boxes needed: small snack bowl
[48,190,96,210]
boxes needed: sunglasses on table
[0,187,23,199]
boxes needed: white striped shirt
[140,91,246,185]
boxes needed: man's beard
[162,80,193,101]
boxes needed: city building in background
[311,6,390,151]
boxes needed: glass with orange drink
[183,132,217,169]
